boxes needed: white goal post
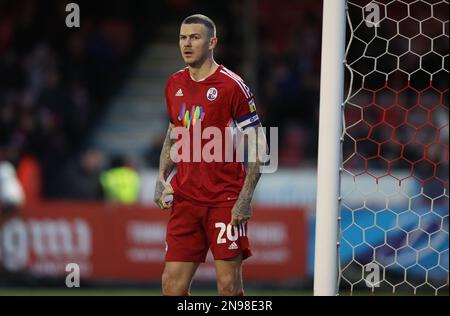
[314,0,347,296]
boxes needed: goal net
[340,0,449,295]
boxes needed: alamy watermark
[364,262,381,288]
[65,3,80,28]
[65,263,81,288]
[169,123,278,173]
[365,3,381,28]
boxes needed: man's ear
[209,37,218,50]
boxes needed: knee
[162,271,190,296]
[217,274,241,296]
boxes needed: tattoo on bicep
[244,126,263,192]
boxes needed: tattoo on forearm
[233,126,264,217]
[233,161,261,216]
[159,125,176,180]
[154,180,165,202]
[154,125,176,203]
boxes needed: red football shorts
[165,195,252,262]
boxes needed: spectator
[60,149,105,200]
[16,153,42,204]
[100,155,140,204]
[0,159,25,216]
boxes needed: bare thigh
[215,254,244,296]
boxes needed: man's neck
[188,58,219,82]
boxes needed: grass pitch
[0,288,310,296]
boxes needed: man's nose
[184,38,192,46]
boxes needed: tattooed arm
[230,124,266,226]
[154,123,176,209]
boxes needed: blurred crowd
[0,0,158,199]
[256,1,322,167]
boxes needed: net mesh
[340,0,449,295]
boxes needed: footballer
[154,14,264,296]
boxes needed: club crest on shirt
[206,87,218,101]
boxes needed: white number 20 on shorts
[215,222,246,244]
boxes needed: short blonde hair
[182,14,216,38]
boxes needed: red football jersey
[165,65,260,207]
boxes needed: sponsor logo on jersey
[175,88,183,97]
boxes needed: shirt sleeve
[230,79,260,131]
